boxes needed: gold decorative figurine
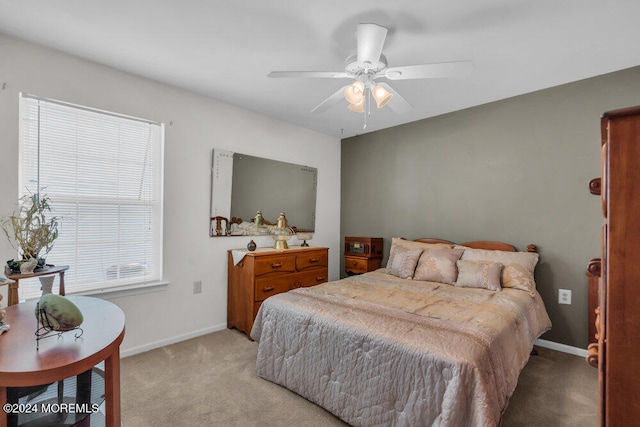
[272,212,293,250]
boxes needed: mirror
[210,149,317,236]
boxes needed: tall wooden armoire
[587,106,640,426]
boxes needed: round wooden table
[0,296,125,427]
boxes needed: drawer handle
[271,263,282,269]
[588,177,601,195]
[586,343,599,368]
[263,286,275,293]
[316,276,326,282]
[587,258,601,277]
[351,261,358,266]
[309,258,319,263]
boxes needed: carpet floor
[121,329,597,426]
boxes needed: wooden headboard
[413,238,538,253]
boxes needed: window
[18,93,164,299]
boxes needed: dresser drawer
[255,268,328,301]
[295,269,328,287]
[345,256,382,275]
[255,275,296,302]
[345,257,370,275]
[296,251,328,271]
[254,255,296,276]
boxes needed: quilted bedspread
[251,269,551,426]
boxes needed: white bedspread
[251,270,551,426]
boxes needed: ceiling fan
[268,23,473,127]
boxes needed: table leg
[104,349,121,427]
[59,272,65,296]
[75,370,92,427]
[0,386,6,427]
[7,281,18,307]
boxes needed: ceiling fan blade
[377,83,412,114]
[383,60,474,80]
[357,23,387,65]
[268,71,350,79]
[311,85,349,113]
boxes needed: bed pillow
[391,237,454,251]
[459,247,539,295]
[413,247,464,284]
[386,246,423,279]
[455,260,503,291]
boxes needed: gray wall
[341,66,640,349]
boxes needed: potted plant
[1,193,60,274]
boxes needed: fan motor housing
[344,54,388,77]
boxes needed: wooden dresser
[227,246,329,338]
[587,106,640,426]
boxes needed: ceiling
[1,1,639,139]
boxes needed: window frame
[17,93,165,299]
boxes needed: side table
[6,265,70,306]
[0,295,125,427]
[344,237,383,275]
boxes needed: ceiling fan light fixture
[372,84,393,108]
[347,99,364,113]
[344,81,365,104]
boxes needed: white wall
[0,34,341,354]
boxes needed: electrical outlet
[193,280,202,294]
[558,289,572,305]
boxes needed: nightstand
[344,237,383,275]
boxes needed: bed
[250,238,552,426]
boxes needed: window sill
[69,280,169,300]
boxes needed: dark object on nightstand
[344,237,383,276]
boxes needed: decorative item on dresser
[270,212,294,250]
[586,105,640,426]
[344,236,383,275]
[296,231,313,247]
[227,245,328,338]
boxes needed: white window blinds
[18,93,164,298]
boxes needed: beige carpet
[121,329,597,426]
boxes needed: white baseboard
[535,338,588,358]
[120,322,227,358]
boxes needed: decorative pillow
[391,237,454,251]
[413,247,464,284]
[386,246,423,279]
[460,247,539,295]
[455,260,503,291]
